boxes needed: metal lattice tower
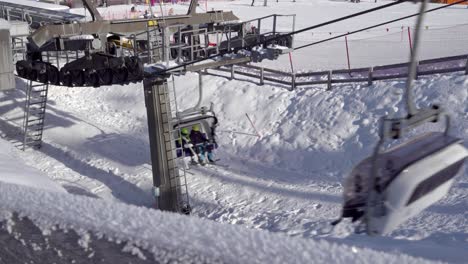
[143,76,190,213]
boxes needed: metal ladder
[22,80,49,150]
[163,76,191,213]
[11,37,26,62]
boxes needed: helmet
[192,124,200,132]
[181,127,189,135]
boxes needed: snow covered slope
[0,0,466,263]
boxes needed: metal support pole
[291,15,296,48]
[327,70,332,90]
[164,27,171,65]
[405,0,427,116]
[56,51,59,69]
[257,19,261,43]
[368,67,373,86]
[230,65,235,80]
[414,60,419,80]
[291,73,296,91]
[143,76,183,213]
[273,15,277,35]
[178,27,182,63]
[260,67,264,85]
[465,56,468,75]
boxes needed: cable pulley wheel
[71,70,85,87]
[60,69,73,87]
[47,66,60,85]
[112,67,128,84]
[85,69,100,87]
[98,68,113,86]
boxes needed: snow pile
[0,180,439,263]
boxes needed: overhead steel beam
[29,11,240,49]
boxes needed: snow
[0,180,441,263]
[0,0,467,262]
[0,138,65,193]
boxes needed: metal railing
[206,54,468,91]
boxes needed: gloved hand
[184,143,193,148]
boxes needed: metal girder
[185,56,251,72]
[29,11,240,49]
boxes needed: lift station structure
[2,0,295,213]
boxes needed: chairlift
[339,129,467,235]
[173,106,219,158]
[333,0,468,236]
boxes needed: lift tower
[143,73,190,213]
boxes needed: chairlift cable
[157,0,466,75]
[294,0,468,51]
[157,0,410,74]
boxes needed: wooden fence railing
[205,54,468,91]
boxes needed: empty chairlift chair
[340,131,467,235]
[334,0,467,236]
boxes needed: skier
[189,124,215,164]
[176,128,197,165]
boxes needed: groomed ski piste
[0,0,467,263]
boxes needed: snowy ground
[1,0,468,262]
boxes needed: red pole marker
[245,113,262,138]
[407,26,413,54]
[345,35,351,72]
[289,53,295,73]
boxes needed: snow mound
[0,180,439,264]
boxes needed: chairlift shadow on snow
[83,133,151,167]
[37,142,153,207]
[193,162,342,204]
[0,78,78,131]
[61,184,101,199]
[0,117,152,207]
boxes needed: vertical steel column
[143,76,182,212]
[273,15,277,35]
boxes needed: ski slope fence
[205,54,468,91]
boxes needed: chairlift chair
[173,108,219,158]
[334,0,468,236]
[340,130,467,235]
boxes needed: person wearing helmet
[175,127,196,164]
[189,124,215,164]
